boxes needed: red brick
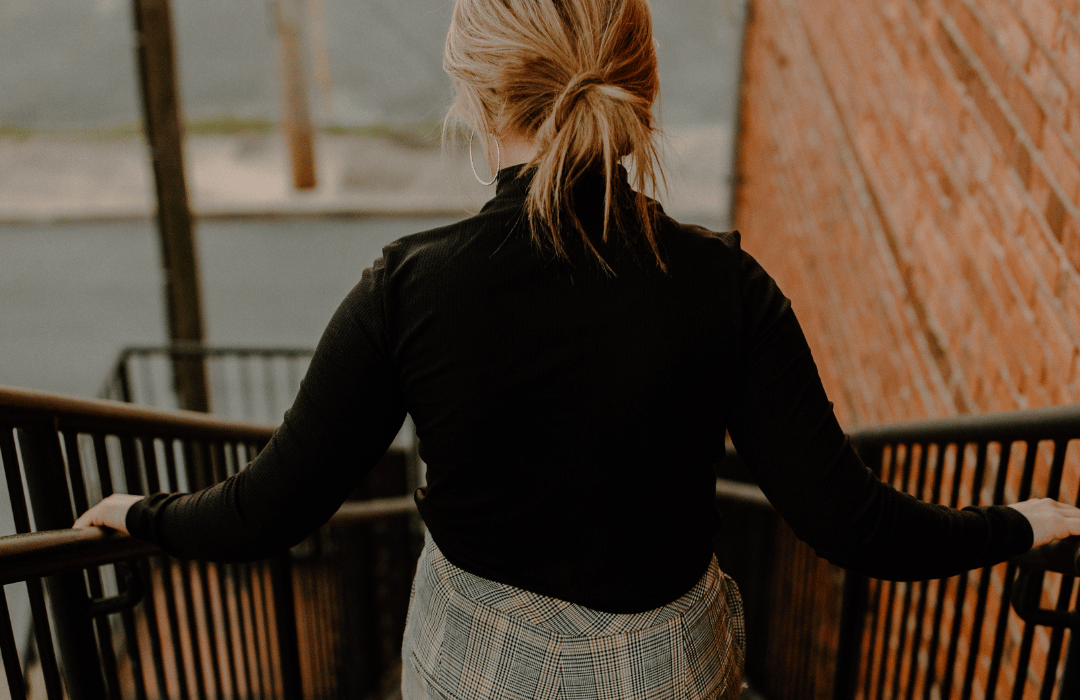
[1060,22,1080,88]
[1007,71,1048,142]
[1028,162,1054,215]
[1064,216,1080,270]
[1002,236,1040,305]
[1021,208,1061,290]
[951,0,1012,88]
[973,0,1033,67]
[1034,292,1078,380]
[1019,0,1062,48]
[1040,121,1080,208]
[1026,47,1071,121]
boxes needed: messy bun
[444,0,666,271]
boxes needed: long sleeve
[725,242,1033,581]
[126,259,407,561]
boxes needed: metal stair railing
[830,406,1080,700]
[0,385,419,700]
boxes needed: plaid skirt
[401,533,745,700]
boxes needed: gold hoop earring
[469,132,500,186]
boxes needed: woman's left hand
[73,493,143,534]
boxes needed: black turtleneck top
[127,164,1033,613]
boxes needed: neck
[487,132,538,174]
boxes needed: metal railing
[834,406,1080,700]
[100,344,315,424]
[0,385,421,700]
[8,373,1080,699]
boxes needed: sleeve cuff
[126,492,181,547]
[963,504,1035,561]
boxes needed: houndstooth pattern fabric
[401,533,745,700]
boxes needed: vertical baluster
[91,433,149,700]
[234,558,264,700]
[318,535,340,695]
[248,561,274,700]
[162,439,210,700]
[118,435,169,700]
[957,441,1009,700]
[17,424,109,700]
[263,355,279,424]
[0,427,30,700]
[268,549,303,700]
[232,442,265,699]
[922,442,961,700]
[224,443,255,699]
[139,353,158,410]
[238,353,256,421]
[260,559,287,699]
[63,431,123,700]
[941,441,987,699]
[890,443,924,700]
[184,440,225,700]
[140,437,191,700]
[285,357,302,411]
[1009,441,1042,700]
[0,588,27,700]
[874,444,909,700]
[904,443,938,700]
[3,425,65,700]
[204,442,244,699]
[317,540,337,695]
[861,444,893,700]
[208,354,228,418]
[1038,443,1070,700]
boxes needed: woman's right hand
[1007,498,1080,548]
[73,493,143,535]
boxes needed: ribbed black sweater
[128,165,1033,613]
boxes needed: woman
[77,0,1080,698]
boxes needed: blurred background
[0,0,748,400]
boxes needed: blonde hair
[444,0,666,271]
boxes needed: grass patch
[0,125,43,140]
[185,116,276,136]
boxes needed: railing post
[269,554,304,699]
[1061,622,1080,698]
[833,440,880,700]
[17,424,108,700]
[833,570,867,700]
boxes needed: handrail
[0,384,275,441]
[0,528,161,585]
[1009,535,1080,576]
[0,495,420,586]
[115,342,314,358]
[850,402,1080,445]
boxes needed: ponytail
[444,0,666,272]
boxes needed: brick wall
[733,0,1080,697]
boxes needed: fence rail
[0,384,421,700]
[7,376,1080,699]
[100,344,315,424]
[841,408,1080,700]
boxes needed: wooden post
[276,0,318,190]
[306,0,334,114]
[131,0,210,413]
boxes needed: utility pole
[275,0,318,189]
[132,0,210,412]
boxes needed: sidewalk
[0,125,732,225]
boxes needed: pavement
[0,124,734,226]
